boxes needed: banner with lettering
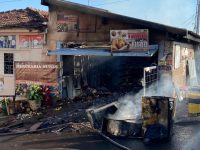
[110,29,149,51]
[15,61,59,86]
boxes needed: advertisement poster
[110,29,149,51]
[15,61,59,86]
[0,35,16,48]
[174,45,181,69]
[57,14,78,32]
[19,35,44,49]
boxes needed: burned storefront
[52,47,158,99]
[42,0,200,101]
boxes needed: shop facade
[0,8,58,100]
[42,0,200,99]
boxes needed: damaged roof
[41,0,200,43]
[0,7,48,29]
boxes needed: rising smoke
[108,73,174,121]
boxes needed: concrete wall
[172,42,195,87]
[47,6,166,51]
[0,28,56,95]
[46,5,199,99]
[158,40,195,88]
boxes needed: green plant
[0,98,10,114]
[27,85,43,103]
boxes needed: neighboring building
[42,0,200,99]
[0,7,57,96]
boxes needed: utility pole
[195,0,200,34]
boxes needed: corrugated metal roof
[47,45,158,57]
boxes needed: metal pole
[143,68,146,96]
[197,0,200,34]
[195,0,200,34]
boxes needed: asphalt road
[0,121,200,150]
[0,97,199,150]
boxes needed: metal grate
[4,53,13,74]
[143,66,158,96]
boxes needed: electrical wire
[0,0,24,5]
[182,14,195,26]
[182,14,195,28]
[93,0,130,7]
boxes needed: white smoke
[108,72,175,121]
[108,94,142,120]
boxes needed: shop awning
[47,45,158,57]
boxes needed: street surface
[0,121,200,150]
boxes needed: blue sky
[0,0,197,31]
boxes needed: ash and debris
[0,87,128,135]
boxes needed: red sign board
[110,29,149,51]
[19,35,44,49]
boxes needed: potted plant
[27,85,43,111]
[41,86,52,107]
[0,98,10,115]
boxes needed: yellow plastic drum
[188,99,200,116]
[187,86,200,116]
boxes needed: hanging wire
[182,14,195,28]
[182,14,195,25]
[0,0,24,4]
[93,0,130,7]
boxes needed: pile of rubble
[0,90,123,136]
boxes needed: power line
[0,0,24,4]
[87,0,99,6]
[93,0,130,7]
[183,21,194,28]
[182,14,195,25]
[182,14,195,27]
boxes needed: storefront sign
[110,29,149,51]
[57,14,78,32]
[15,61,59,86]
[19,35,44,49]
[0,35,16,48]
